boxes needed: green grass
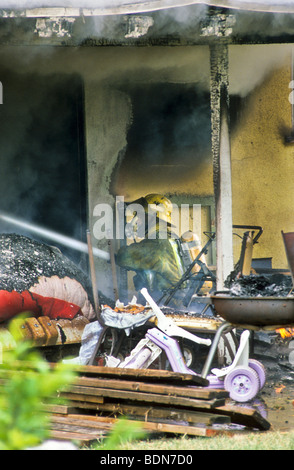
[117,430,294,451]
[88,417,294,450]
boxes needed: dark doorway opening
[0,70,87,265]
[116,83,212,183]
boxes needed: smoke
[229,44,292,97]
[0,2,290,99]
[122,83,211,167]
[0,4,291,230]
[0,0,120,7]
[0,68,89,262]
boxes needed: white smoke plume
[229,44,292,97]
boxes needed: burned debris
[0,233,92,295]
[0,233,113,358]
[226,273,293,298]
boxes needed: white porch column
[210,43,234,290]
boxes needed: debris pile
[0,234,114,325]
[0,233,91,294]
[0,234,113,355]
[47,365,270,445]
[227,274,293,297]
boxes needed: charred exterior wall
[113,81,213,201]
[84,82,132,294]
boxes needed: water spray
[0,212,110,261]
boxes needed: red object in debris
[31,292,81,320]
[275,384,286,394]
[0,289,82,323]
[0,290,38,321]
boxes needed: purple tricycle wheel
[224,366,260,403]
[248,359,266,390]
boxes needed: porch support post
[210,43,234,290]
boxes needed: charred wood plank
[49,400,230,425]
[60,385,225,409]
[212,403,271,431]
[80,402,231,425]
[74,376,228,400]
[72,365,209,386]
[50,414,241,438]
[50,430,105,444]
[51,416,113,435]
[59,392,104,404]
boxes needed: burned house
[0,1,293,339]
[0,2,292,294]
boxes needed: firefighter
[116,194,184,301]
[116,194,211,303]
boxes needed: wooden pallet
[48,413,241,444]
[73,365,209,386]
[47,365,271,445]
[0,363,271,446]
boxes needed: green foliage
[94,417,146,451]
[0,316,76,450]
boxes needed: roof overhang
[1,1,294,45]
[2,0,294,18]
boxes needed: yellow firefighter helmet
[144,194,173,225]
[128,194,173,226]
[125,194,174,240]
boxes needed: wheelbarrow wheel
[224,366,260,403]
[248,359,266,390]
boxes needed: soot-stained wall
[113,82,213,201]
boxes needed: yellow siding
[231,60,294,268]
